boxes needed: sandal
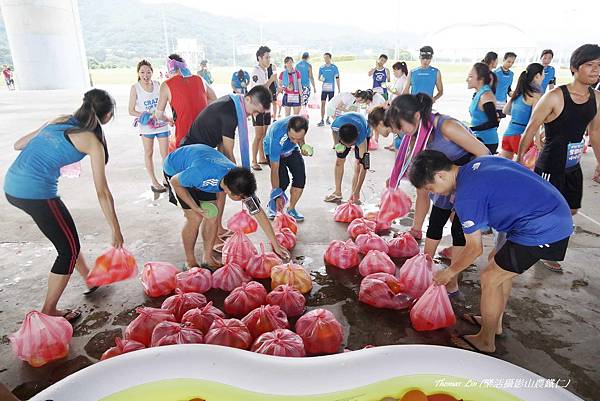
[151,185,166,193]
[62,309,82,323]
[324,193,342,203]
[461,313,482,328]
[451,335,495,355]
[83,286,99,295]
[213,242,224,254]
[251,163,262,171]
[258,160,269,165]
[541,260,563,273]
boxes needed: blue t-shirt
[231,71,250,90]
[541,65,556,93]
[263,116,299,163]
[319,64,339,93]
[163,144,235,192]
[331,112,370,146]
[493,67,514,103]
[455,156,572,246]
[296,60,311,87]
[410,66,438,97]
[4,118,86,199]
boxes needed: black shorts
[494,236,570,274]
[534,165,583,210]
[267,150,306,190]
[164,173,217,209]
[336,137,370,160]
[252,112,272,127]
[321,91,335,101]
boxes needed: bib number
[565,140,584,169]
[322,82,333,92]
[286,93,300,104]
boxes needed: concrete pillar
[0,0,89,90]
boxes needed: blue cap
[302,52,309,59]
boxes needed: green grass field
[90,60,573,87]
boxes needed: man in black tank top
[518,44,600,272]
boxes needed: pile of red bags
[100,336,145,361]
[364,210,392,233]
[150,321,204,346]
[9,311,73,367]
[274,227,297,250]
[377,187,412,224]
[324,239,360,269]
[204,318,253,350]
[176,267,212,294]
[333,201,364,223]
[140,262,179,297]
[355,232,389,254]
[224,281,267,316]
[295,308,343,355]
[124,307,176,347]
[227,209,258,234]
[86,247,138,287]
[266,284,306,317]
[347,218,376,239]
[246,243,282,279]
[212,262,251,291]
[274,212,298,234]
[242,305,289,338]
[410,284,456,331]
[271,262,312,294]
[161,289,207,321]
[388,233,420,259]
[251,328,306,357]
[398,253,434,299]
[181,302,225,333]
[358,250,396,276]
[359,273,413,310]
[222,232,257,270]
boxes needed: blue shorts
[142,131,170,139]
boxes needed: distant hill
[0,0,419,68]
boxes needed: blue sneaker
[267,206,276,220]
[287,208,305,222]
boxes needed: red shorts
[501,135,521,153]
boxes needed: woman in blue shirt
[4,89,124,322]
[467,62,500,154]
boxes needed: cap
[302,52,309,59]
[419,46,434,59]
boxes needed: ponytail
[473,62,497,93]
[511,62,544,101]
[384,93,433,129]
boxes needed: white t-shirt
[389,75,407,100]
[134,80,168,134]
[368,93,387,111]
[326,92,356,118]
[250,65,269,88]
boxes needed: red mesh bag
[161,289,207,321]
[410,284,456,331]
[204,318,252,350]
[175,267,212,294]
[224,281,268,316]
[266,284,306,317]
[86,247,137,287]
[150,321,204,346]
[9,311,73,367]
[359,273,413,310]
[358,250,396,276]
[522,146,539,170]
[212,262,251,292]
[274,212,298,234]
[241,305,289,339]
[295,308,343,355]
[398,253,433,299]
[347,218,376,239]
[365,210,392,233]
[274,227,297,250]
[356,232,389,254]
[251,328,306,357]
[227,209,258,234]
[378,187,412,223]
[246,243,283,279]
[100,337,145,361]
[140,261,179,297]
[270,262,312,294]
[388,233,420,259]
[124,307,176,347]
[333,201,364,223]
[222,232,257,270]
[324,239,360,269]
[181,302,225,333]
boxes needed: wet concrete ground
[0,82,599,400]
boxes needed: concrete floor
[0,82,599,401]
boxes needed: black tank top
[536,85,597,174]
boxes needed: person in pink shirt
[278,56,302,116]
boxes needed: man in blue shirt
[231,69,250,94]
[409,150,572,355]
[296,52,317,109]
[540,49,557,93]
[402,46,444,102]
[324,112,370,204]
[164,144,290,269]
[494,52,516,118]
[317,52,341,126]
[264,116,310,221]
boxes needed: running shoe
[287,208,305,222]
[326,117,331,125]
[317,120,325,127]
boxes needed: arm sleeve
[471,102,500,131]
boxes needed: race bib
[322,82,333,92]
[496,101,506,110]
[565,140,585,169]
[286,93,300,104]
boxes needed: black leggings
[6,194,80,275]
[426,205,466,246]
[271,150,306,191]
